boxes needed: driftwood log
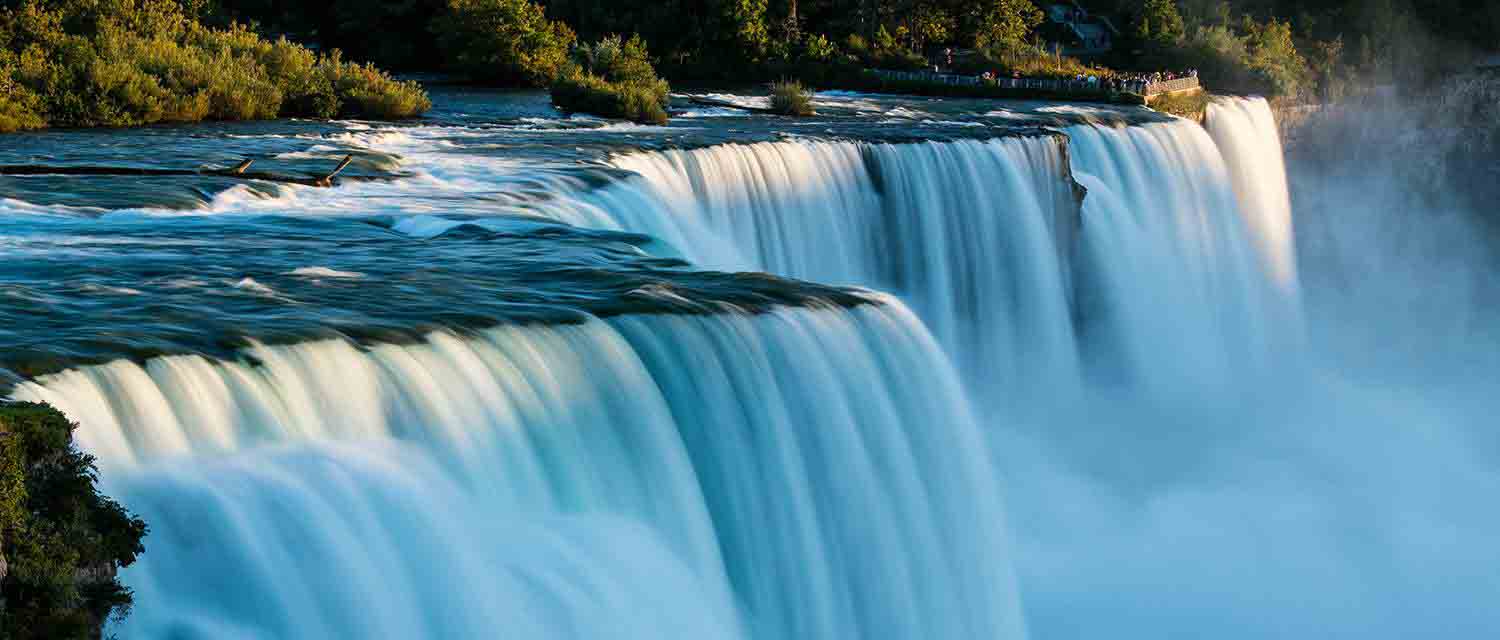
[686,96,778,114]
[0,155,357,187]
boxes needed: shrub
[0,0,428,131]
[551,34,669,124]
[1,402,148,640]
[552,66,669,124]
[430,0,575,86]
[769,80,813,116]
[318,51,431,119]
[572,34,660,87]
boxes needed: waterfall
[8,95,1335,639]
[14,302,1025,640]
[532,116,1298,396]
[1066,114,1295,388]
[537,136,1083,398]
[1205,96,1298,293]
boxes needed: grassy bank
[0,0,428,133]
[1148,88,1210,120]
[1,402,147,640]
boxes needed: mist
[997,79,1500,639]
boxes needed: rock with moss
[1,402,146,640]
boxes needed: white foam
[286,266,366,279]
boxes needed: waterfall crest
[538,113,1299,396]
[14,303,1025,640]
[538,136,1084,397]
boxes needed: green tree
[431,0,576,85]
[551,33,670,123]
[0,0,427,130]
[719,0,770,60]
[1136,0,1185,49]
[898,3,951,51]
[1243,16,1309,98]
[1307,35,1345,101]
[968,0,1043,49]
[2,402,148,640]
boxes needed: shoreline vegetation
[552,34,671,124]
[0,0,429,134]
[5,1,1496,131]
[1,402,147,640]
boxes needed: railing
[1143,76,1201,95]
[876,70,986,87]
[872,69,1200,97]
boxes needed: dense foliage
[958,41,1112,80]
[5,0,1496,125]
[179,0,1499,98]
[550,34,670,123]
[1,402,148,640]
[0,0,428,132]
[431,0,575,86]
[1120,0,1499,99]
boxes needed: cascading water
[528,109,1298,397]
[1066,112,1295,388]
[10,84,1496,640]
[13,303,1025,640]
[1205,97,1298,292]
[537,136,1084,398]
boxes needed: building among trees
[1040,1,1118,56]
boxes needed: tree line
[5,0,1497,131]
[204,0,1497,95]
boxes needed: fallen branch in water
[684,96,778,114]
[0,155,361,187]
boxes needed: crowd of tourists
[973,68,1199,94]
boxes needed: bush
[0,0,428,131]
[550,34,669,124]
[769,80,813,116]
[319,52,432,119]
[958,41,1112,81]
[431,0,575,86]
[1,402,148,640]
[552,70,669,124]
